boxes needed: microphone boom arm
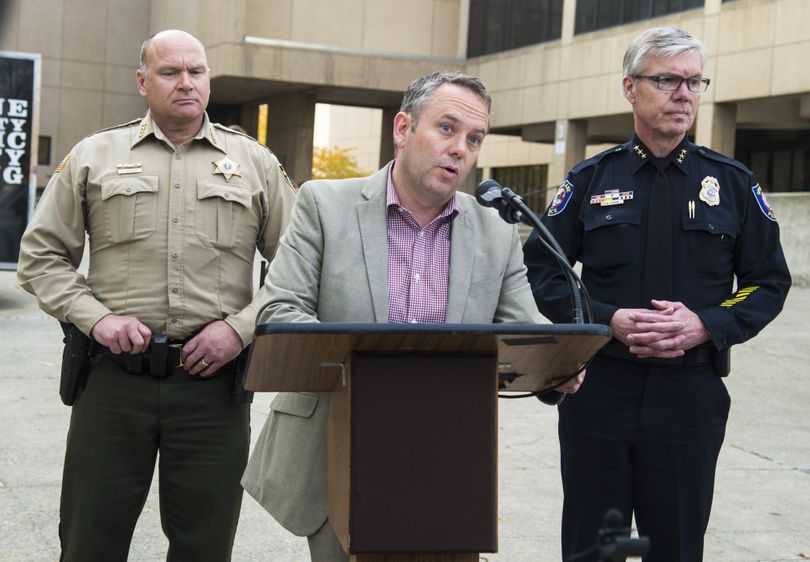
[498,187,591,325]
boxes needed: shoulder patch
[547,180,574,217]
[279,162,297,193]
[569,144,626,175]
[751,184,777,221]
[54,153,70,173]
[697,146,753,177]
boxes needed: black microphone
[594,508,650,561]
[475,179,523,224]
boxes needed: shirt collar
[629,133,692,176]
[131,111,225,153]
[386,161,459,224]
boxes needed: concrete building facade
[1,0,807,282]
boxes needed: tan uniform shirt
[17,112,295,346]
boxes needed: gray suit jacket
[241,165,542,536]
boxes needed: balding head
[139,30,207,73]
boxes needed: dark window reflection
[490,164,549,213]
[736,129,810,193]
[38,135,51,166]
[468,0,563,57]
[575,0,704,35]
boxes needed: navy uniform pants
[59,357,250,562]
[558,355,730,562]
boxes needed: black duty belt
[97,334,235,380]
[598,339,714,367]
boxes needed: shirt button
[172,217,180,223]
[125,187,132,193]
[605,214,613,221]
[174,182,181,188]
[171,287,178,294]
[414,273,421,282]
[418,231,425,238]
[175,154,182,160]
[224,193,231,199]
[410,319,417,323]
[172,252,179,259]
[708,223,715,231]
[170,318,177,324]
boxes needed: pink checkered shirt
[386,164,458,324]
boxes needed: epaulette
[212,123,278,155]
[213,122,258,142]
[84,118,142,139]
[695,145,753,177]
[569,143,626,175]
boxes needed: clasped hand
[609,300,710,359]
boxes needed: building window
[575,0,704,35]
[736,130,810,193]
[490,164,549,213]
[468,0,563,58]
[37,135,51,166]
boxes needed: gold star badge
[633,145,647,159]
[699,176,720,206]
[213,156,241,182]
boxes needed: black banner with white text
[0,51,40,267]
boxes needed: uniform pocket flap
[682,216,738,238]
[270,392,320,418]
[100,175,159,200]
[584,207,642,231]
[197,180,251,209]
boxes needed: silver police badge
[699,176,720,206]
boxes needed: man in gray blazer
[241,72,583,561]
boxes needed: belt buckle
[169,343,184,368]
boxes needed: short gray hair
[623,27,707,78]
[399,72,492,130]
[138,33,157,72]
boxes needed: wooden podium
[246,323,610,561]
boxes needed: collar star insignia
[212,156,241,182]
[676,148,687,164]
[633,145,647,159]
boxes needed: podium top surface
[247,322,611,393]
[255,322,609,338]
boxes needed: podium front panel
[347,353,497,553]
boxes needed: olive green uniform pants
[59,357,249,562]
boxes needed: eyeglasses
[633,74,711,93]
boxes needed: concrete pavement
[1,268,808,561]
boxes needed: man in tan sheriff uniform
[17,29,295,562]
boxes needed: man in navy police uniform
[524,27,791,562]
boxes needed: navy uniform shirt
[524,134,791,352]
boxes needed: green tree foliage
[311,146,369,180]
